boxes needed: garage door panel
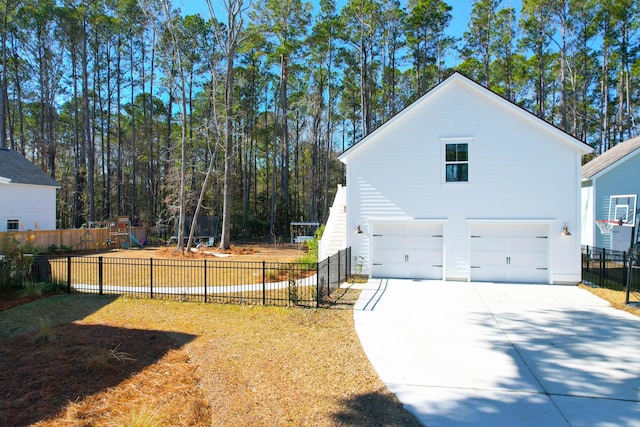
[470,237,507,251]
[471,223,507,236]
[408,248,443,264]
[469,223,549,284]
[407,264,443,280]
[469,265,507,282]
[406,236,442,250]
[370,223,443,279]
[471,250,507,265]
[509,236,548,251]
[372,247,407,264]
[509,252,548,267]
[371,263,405,279]
[509,267,548,283]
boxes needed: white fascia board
[0,176,12,184]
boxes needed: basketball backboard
[608,194,637,227]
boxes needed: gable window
[445,143,469,182]
[7,220,19,231]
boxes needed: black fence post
[599,250,604,287]
[262,261,266,305]
[623,251,628,289]
[626,251,633,304]
[316,260,320,306]
[98,256,103,295]
[204,260,207,303]
[338,250,341,286]
[326,256,331,297]
[67,256,71,293]
[347,247,351,282]
[150,258,154,299]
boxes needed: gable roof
[581,136,640,180]
[338,72,592,162]
[0,148,60,187]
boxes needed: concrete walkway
[353,279,640,426]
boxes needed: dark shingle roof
[0,148,60,187]
[582,136,640,180]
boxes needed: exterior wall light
[561,224,571,236]
[355,224,363,234]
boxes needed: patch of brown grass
[0,292,419,426]
[579,283,640,317]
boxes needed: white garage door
[470,223,549,283]
[371,223,443,279]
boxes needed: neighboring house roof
[581,136,640,180]
[0,148,60,187]
[339,72,592,162]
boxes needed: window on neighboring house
[445,143,469,182]
[7,220,19,231]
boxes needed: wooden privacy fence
[0,227,146,252]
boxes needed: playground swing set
[105,217,145,249]
[290,222,320,244]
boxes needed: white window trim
[441,137,473,184]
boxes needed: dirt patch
[83,243,306,263]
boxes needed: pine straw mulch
[0,289,421,427]
[0,321,209,426]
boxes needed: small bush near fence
[41,248,351,308]
[0,236,64,294]
[582,245,640,304]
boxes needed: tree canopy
[0,0,637,240]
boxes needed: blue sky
[171,0,522,67]
[172,0,521,40]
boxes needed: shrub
[0,236,29,291]
[296,225,325,264]
[0,237,60,293]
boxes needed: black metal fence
[35,248,351,307]
[317,247,351,302]
[581,245,640,303]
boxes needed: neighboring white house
[0,148,60,231]
[581,136,640,251]
[336,72,591,284]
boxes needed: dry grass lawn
[0,288,420,426]
[47,244,317,291]
[579,283,640,316]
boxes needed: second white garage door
[469,223,550,283]
[370,223,443,279]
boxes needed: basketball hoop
[596,219,622,235]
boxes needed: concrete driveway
[353,279,640,427]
